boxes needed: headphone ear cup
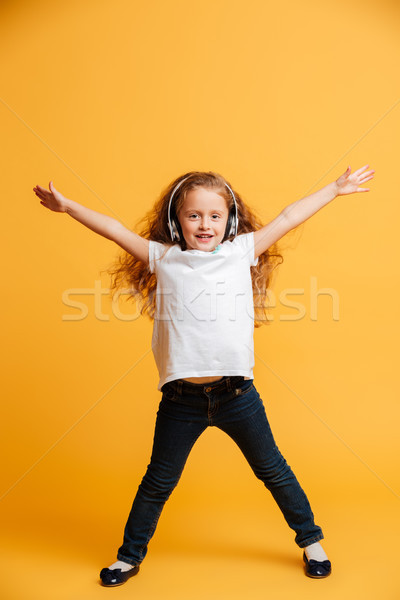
[171,218,180,241]
[225,213,235,239]
[228,215,235,237]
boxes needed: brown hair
[103,171,284,327]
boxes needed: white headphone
[167,176,239,242]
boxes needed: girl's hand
[335,164,375,196]
[33,181,69,213]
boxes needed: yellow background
[1,0,399,598]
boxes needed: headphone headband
[167,176,238,242]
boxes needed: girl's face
[177,187,229,252]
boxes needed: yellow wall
[1,1,399,598]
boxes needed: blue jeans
[117,376,323,566]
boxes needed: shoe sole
[305,570,331,579]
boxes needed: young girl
[33,164,374,586]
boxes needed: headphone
[167,176,238,242]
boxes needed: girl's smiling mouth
[195,234,214,242]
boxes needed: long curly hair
[103,171,285,327]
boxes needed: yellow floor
[2,491,399,600]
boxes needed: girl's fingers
[34,183,52,192]
[359,175,373,183]
[353,164,369,176]
[357,172,375,184]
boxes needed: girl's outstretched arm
[33,181,149,264]
[253,164,375,259]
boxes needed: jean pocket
[233,379,255,397]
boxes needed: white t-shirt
[148,232,259,391]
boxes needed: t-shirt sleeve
[233,232,259,267]
[148,240,168,274]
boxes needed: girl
[33,164,374,586]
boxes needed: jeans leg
[116,397,207,566]
[217,386,324,548]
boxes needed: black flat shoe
[99,565,140,587]
[303,552,331,578]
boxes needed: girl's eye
[188,214,220,219]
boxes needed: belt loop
[226,377,232,393]
[177,379,183,395]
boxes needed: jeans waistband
[165,376,249,396]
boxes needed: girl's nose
[200,217,211,229]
